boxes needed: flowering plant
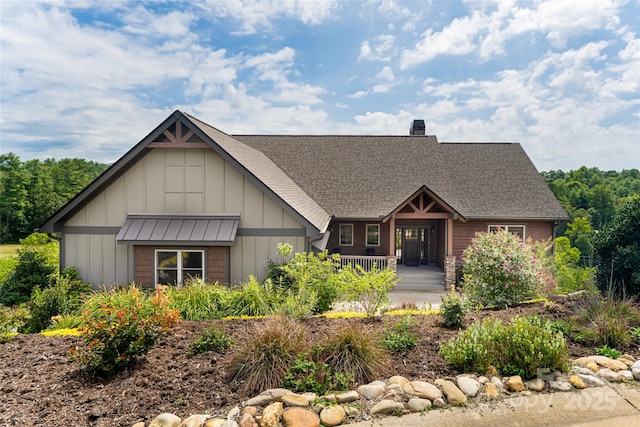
[462,229,554,308]
[69,285,179,377]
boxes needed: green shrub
[440,288,469,328]
[225,276,276,317]
[228,317,306,393]
[0,304,29,343]
[267,242,295,291]
[440,316,568,379]
[595,344,621,359]
[0,249,56,306]
[188,325,233,355]
[323,323,389,384]
[632,327,640,343]
[283,250,342,314]
[382,316,418,353]
[554,237,595,293]
[575,287,640,348]
[0,257,17,285]
[462,230,553,308]
[274,286,318,319]
[283,349,353,395]
[25,274,91,333]
[165,278,229,320]
[340,263,398,317]
[69,286,179,377]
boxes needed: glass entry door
[396,226,431,266]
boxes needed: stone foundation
[444,255,456,290]
[386,255,397,273]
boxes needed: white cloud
[121,6,195,37]
[400,11,485,68]
[400,0,626,68]
[348,90,369,99]
[376,66,394,82]
[358,34,396,61]
[198,0,338,35]
[244,47,296,82]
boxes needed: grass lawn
[0,244,20,258]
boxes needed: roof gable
[39,111,331,235]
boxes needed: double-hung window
[488,225,525,240]
[156,249,204,285]
[339,224,353,246]
[366,224,380,246]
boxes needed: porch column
[387,215,396,272]
[445,216,456,289]
[388,215,395,257]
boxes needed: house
[39,111,568,288]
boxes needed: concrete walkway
[347,383,640,426]
[388,289,446,310]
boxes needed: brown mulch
[0,294,629,427]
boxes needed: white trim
[155,249,206,285]
[339,223,354,246]
[366,224,380,246]
[488,224,526,239]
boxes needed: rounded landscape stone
[441,380,467,406]
[282,394,310,408]
[319,405,346,426]
[281,408,320,427]
[407,398,432,412]
[370,400,405,415]
[456,376,480,397]
[149,413,181,427]
[505,376,524,392]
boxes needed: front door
[403,228,420,266]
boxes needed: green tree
[0,153,31,242]
[589,184,616,230]
[0,154,108,243]
[593,197,640,296]
[565,217,594,261]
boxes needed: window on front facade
[488,225,525,239]
[339,224,353,246]
[156,249,204,285]
[366,224,380,246]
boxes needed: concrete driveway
[347,383,640,426]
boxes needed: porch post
[445,216,456,289]
[387,214,396,272]
[388,215,395,257]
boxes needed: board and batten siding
[452,220,555,256]
[62,148,306,285]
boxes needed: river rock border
[134,354,640,427]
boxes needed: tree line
[0,153,109,243]
[541,167,640,260]
[1,153,639,247]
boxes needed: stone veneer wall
[386,255,397,273]
[444,255,456,290]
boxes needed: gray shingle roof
[234,135,568,221]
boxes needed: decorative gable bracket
[148,119,209,148]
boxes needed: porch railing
[339,255,388,271]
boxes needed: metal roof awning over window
[116,215,239,246]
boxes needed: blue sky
[1,0,638,171]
